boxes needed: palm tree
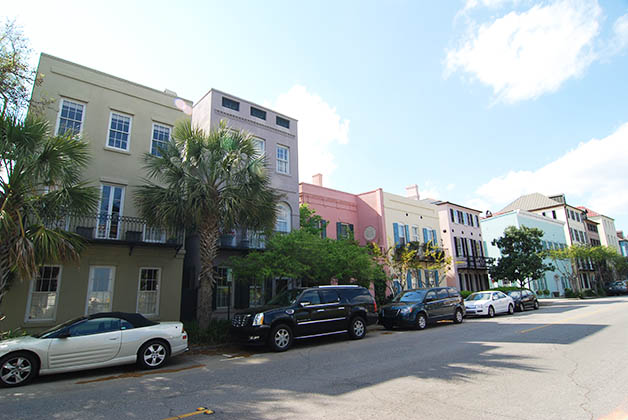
[0,115,98,306]
[135,120,281,329]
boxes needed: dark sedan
[506,289,539,312]
[379,287,465,330]
[605,281,628,296]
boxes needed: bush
[183,319,232,346]
[460,290,473,299]
[0,327,27,341]
[543,289,551,296]
[582,289,597,298]
[564,288,577,298]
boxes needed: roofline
[194,88,298,122]
[481,209,566,226]
[40,53,193,103]
[434,201,482,213]
[576,206,613,220]
[299,182,358,197]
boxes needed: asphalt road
[3,297,628,420]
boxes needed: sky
[5,0,628,231]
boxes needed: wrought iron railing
[219,229,266,250]
[455,256,490,270]
[46,213,184,246]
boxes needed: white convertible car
[0,312,188,387]
[464,291,515,317]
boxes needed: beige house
[1,54,192,331]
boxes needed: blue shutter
[434,271,439,286]
[432,229,438,246]
[423,228,429,243]
[393,223,400,246]
[406,271,412,289]
[404,225,410,244]
[336,222,342,240]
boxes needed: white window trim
[276,202,292,233]
[136,267,161,317]
[106,111,133,152]
[97,183,126,240]
[276,145,290,174]
[150,122,172,156]
[253,137,266,155]
[85,266,116,315]
[411,225,419,242]
[24,265,62,323]
[55,98,86,137]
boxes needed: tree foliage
[0,115,98,305]
[135,120,281,329]
[299,203,326,236]
[489,226,554,289]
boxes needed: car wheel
[415,313,428,330]
[349,316,366,340]
[533,300,539,310]
[453,308,464,324]
[518,303,525,312]
[508,304,514,315]
[0,352,38,387]
[138,340,169,370]
[487,306,495,318]
[269,324,293,352]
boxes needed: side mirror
[57,330,71,338]
[299,301,311,307]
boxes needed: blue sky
[5,0,628,231]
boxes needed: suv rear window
[319,289,340,304]
[337,288,373,304]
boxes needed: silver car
[0,312,188,387]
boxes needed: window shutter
[423,228,429,243]
[336,222,342,240]
[454,237,459,257]
[321,221,327,238]
[450,209,455,222]
[475,215,479,226]
[393,223,400,246]
[349,224,354,240]
[432,229,438,246]
[417,270,422,288]
[404,225,410,244]
[406,271,412,289]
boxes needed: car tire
[348,316,367,340]
[453,308,464,324]
[508,304,514,315]
[487,306,495,318]
[0,352,38,388]
[533,300,540,310]
[519,303,525,312]
[138,340,170,370]
[269,324,293,352]
[415,313,428,330]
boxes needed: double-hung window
[398,224,407,245]
[276,145,289,174]
[26,266,61,321]
[107,111,132,151]
[137,268,161,316]
[253,137,265,155]
[411,226,420,242]
[151,123,171,156]
[276,202,291,233]
[214,267,231,309]
[57,99,85,136]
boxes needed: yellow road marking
[520,307,605,334]
[162,407,214,419]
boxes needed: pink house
[299,174,386,248]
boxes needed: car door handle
[338,307,345,310]
[316,309,325,312]
[109,338,118,341]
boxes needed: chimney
[312,173,323,187]
[405,184,420,200]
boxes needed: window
[150,123,171,156]
[252,137,265,155]
[457,210,464,224]
[137,268,160,316]
[69,318,120,337]
[26,266,61,321]
[56,99,85,136]
[86,266,115,315]
[398,224,406,245]
[276,145,289,174]
[107,112,132,151]
[450,209,455,223]
[475,215,479,226]
[276,202,291,233]
[320,290,340,304]
[411,226,420,242]
[338,222,354,240]
[276,116,290,129]
[97,184,124,239]
[436,288,448,300]
[250,106,266,120]
[299,290,321,305]
[222,97,240,111]
[214,267,232,308]
[552,210,557,219]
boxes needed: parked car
[506,289,540,311]
[378,287,465,330]
[464,291,514,317]
[605,281,628,296]
[230,285,378,352]
[0,312,188,387]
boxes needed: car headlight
[252,313,264,326]
[400,307,413,315]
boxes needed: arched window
[276,202,291,233]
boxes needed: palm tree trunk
[0,243,11,306]
[197,221,221,330]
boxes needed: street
[2,297,628,420]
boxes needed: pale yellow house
[1,54,192,331]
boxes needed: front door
[423,290,439,320]
[294,290,322,336]
[48,318,122,369]
[317,289,346,332]
[97,184,124,239]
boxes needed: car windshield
[394,290,427,303]
[466,292,492,301]
[32,316,86,339]
[265,288,302,306]
[507,291,521,298]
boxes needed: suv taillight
[373,300,377,312]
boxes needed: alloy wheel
[143,343,167,367]
[274,328,290,349]
[1,356,32,386]
[352,319,365,337]
[455,309,463,323]
[417,315,427,330]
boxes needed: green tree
[489,226,554,289]
[299,203,326,236]
[135,120,281,329]
[548,245,627,291]
[0,115,98,305]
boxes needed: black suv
[230,285,378,351]
[379,287,465,330]
[506,289,540,311]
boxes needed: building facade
[1,54,191,331]
[577,207,621,253]
[435,202,489,292]
[618,231,628,257]
[480,210,572,296]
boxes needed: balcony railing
[46,213,184,247]
[219,229,266,250]
[454,256,490,270]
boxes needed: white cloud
[611,13,628,52]
[418,181,441,200]
[447,0,601,103]
[475,121,628,222]
[265,85,349,184]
